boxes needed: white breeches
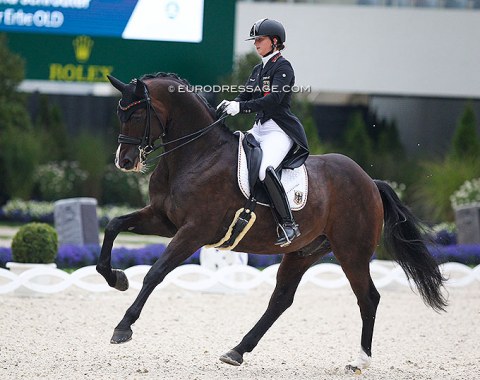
[248,119,294,181]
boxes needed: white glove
[225,101,240,116]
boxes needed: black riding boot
[263,166,301,247]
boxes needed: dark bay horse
[96,73,447,373]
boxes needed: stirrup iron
[276,222,301,247]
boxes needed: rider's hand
[216,99,229,110]
[225,101,240,116]
[216,99,229,119]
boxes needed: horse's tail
[374,180,447,312]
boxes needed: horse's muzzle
[115,145,142,172]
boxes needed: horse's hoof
[345,364,362,375]
[113,269,129,291]
[219,350,243,366]
[110,328,133,344]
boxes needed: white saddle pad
[236,132,308,211]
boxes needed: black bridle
[117,84,228,165]
[117,84,165,164]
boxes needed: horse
[96,72,447,374]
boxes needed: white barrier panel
[1,261,479,295]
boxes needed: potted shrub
[6,222,59,296]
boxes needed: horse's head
[108,75,165,172]
[109,73,221,173]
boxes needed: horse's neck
[164,111,237,169]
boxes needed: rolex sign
[0,0,234,85]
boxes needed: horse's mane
[140,72,217,121]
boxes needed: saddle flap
[242,133,263,195]
[235,132,308,211]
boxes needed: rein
[143,114,228,164]
[117,83,228,165]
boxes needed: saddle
[206,132,308,251]
[237,131,308,210]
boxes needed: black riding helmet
[246,18,286,44]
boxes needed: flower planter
[454,205,480,244]
[6,262,58,297]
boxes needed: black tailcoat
[234,53,309,169]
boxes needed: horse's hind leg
[220,251,321,366]
[340,259,380,374]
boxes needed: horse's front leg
[110,226,202,344]
[96,206,176,290]
[220,251,321,366]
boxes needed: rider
[217,18,309,247]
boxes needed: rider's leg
[263,166,300,246]
[252,120,298,246]
[252,120,292,181]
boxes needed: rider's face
[254,36,274,57]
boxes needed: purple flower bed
[431,230,457,246]
[0,209,54,224]
[427,244,480,265]
[108,244,201,268]
[1,243,479,270]
[56,245,100,268]
[0,243,284,269]
[0,247,12,268]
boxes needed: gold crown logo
[73,35,94,63]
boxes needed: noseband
[117,83,228,165]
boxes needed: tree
[35,95,69,162]
[291,95,324,154]
[449,102,480,161]
[370,118,408,181]
[0,34,24,100]
[341,111,374,171]
[0,34,30,132]
[414,103,480,223]
[73,131,109,199]
[0,34,41,203]
[376,119,404,157]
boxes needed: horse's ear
[107,75,126,92]
[134,79,146,97]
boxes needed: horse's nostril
[121,158,133,169]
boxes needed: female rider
[218,18,309,247]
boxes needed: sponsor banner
[0,0,203,42]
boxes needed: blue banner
[0,0,204,42]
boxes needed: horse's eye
[130,112,143,121]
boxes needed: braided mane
[140,72,216,119]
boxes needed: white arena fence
[1,254,479,295]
